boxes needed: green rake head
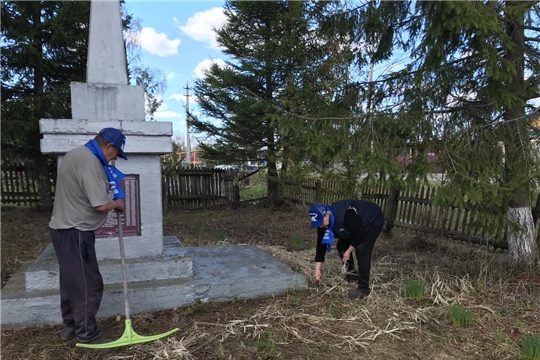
[76,320,179,349]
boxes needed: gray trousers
[50,228,103,342]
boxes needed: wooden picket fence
[163,165,238,208]
[1,165,55,206]
[2,162,241,209]
[4,163,538,247]
[362,185,511,248]
[282,176,540,250]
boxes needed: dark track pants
[50,228,103,341]
[337,225,383,289]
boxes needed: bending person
[308,200,385,299]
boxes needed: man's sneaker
[60,325,76,341]
[344,272,359,283]
[348,287,370,299]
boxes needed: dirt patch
[1,206,52,287]
[163,202,314,249]
[2,203,540,360]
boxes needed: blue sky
[124,1,228,143]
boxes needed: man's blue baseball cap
[308,203,327,228]
[99,128,128,160]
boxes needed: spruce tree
[191,0,319,205]
[314,0,540,266]
[1,1,91,207]
[1,1,166,206]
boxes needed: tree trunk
[266,144,283,206]
[507,207,537,268]
[264,52,282,207]
[503,1,538,268]
[32,3,53,209]
[36,154,53,209]
[384,188,399,234]
[533,193,540,228]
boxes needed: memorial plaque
[96,174,141,237]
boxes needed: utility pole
[184,82,192,164]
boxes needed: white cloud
[138,27,180,57]
[166,72,176,80]
[154,111,183,119]
[153,102,183,119]
[168,92,201,106]
[168,93,184,101]
[386,63,405,73]
[178,8,227,49]
[528,97,540,108]
[194,58,227,79]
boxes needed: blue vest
[329,200,386,240]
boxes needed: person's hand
[342,250,352,263]
[313,267,321,282]
[114,199,125,213]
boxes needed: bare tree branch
[524,25,540,32]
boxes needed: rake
[77,208,179,350]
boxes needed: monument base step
[21,236,193,291]
[1,244,308,328]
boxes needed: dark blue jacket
[315,200,385,262]
[330,200,385,239]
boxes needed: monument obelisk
[40,0,172,260]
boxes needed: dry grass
[2,203,540,360]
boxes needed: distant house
[396,149,444,174]
[531,113,540,157]
[531,113,539,138]
[178,150,204,165]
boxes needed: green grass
[522,334,540,360]
[240,185,267,200]
[403,278,426,301]
[256,332,281,358]
[240,170,268,201]
[289,234,304,249]
[289,297,303,306]
[212,230,226,242]
[448,303,473,327]
[327,304,342,319]
[188,302,210,315]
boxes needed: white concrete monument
[40,0,171,260]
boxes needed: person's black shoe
[60,325,76,341]
[348,287,371,299]
[344,272,359,283]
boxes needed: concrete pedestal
[0,239,308,328]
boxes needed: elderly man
[308,199,385,299]
[49,128,127,345]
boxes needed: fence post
[315,180,322,203]
[532,193,540,228]
[383,188,399,234]
[231,184,240,209]
[162,176,169,214]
